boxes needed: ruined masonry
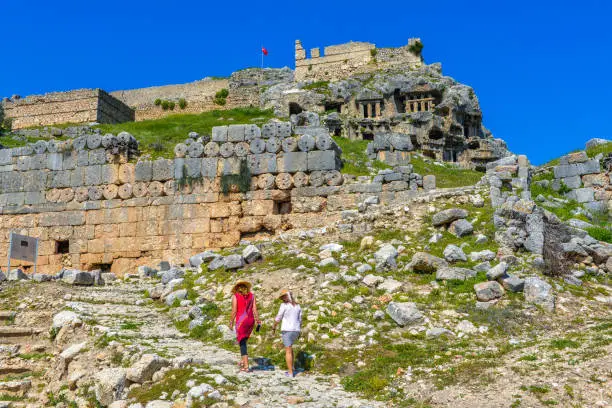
[0,121,434,275]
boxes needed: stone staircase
[0,309,50,407]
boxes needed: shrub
[370,48,377,57]
[154,98,162,106]
[161,100,170,111]
[178,98,187,109]
[213,88,229,106]
[558,181,571,194]
[168,101,175,110]
[408,40,424,55]
[585,226,612,243]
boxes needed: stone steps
[0,327,40,340]
[0,312,16,322]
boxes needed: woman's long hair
[236,284,250,296]
[286,291,298,306]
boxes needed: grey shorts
[281,331,300,347]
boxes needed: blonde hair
[285,291,297,306]
[236,284,249,295]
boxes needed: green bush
[558,181,571,194]
[213,89,229,106]
[154,98,162,106]
[370,48,377,57]
[168,101,176,111]
[160,100,170,111]
[408,40,424,55]
[585,226,612,243]
[178,98,187,109]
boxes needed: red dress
[235,292,255,343]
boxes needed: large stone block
[85,165,102,186]
[135,161,152,182]
[25,191,46,205]
[62,151,76,170]
[77,150,89,167]
[89,149,107,165]
[566,188,595,203]
[277,152,308,173]
[247,153,277,175]
[22,170,46,191]
[184,158,201,178]
[201,158,218,178]
[212,126,228,142]
[40,211,86,226]
[152,159,173,181]
[553,159,600,178]
[47,171,72,188]
[228,125,245,142]
[244,124,261,140]
[221,158,242,175]
[307,150,338,171]
[47,153,63,170]
[562,175,582,189]
[0,149,12,166]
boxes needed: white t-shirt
[275,303,302,332]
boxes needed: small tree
[154,98,162,106]
[408,40,424,56]
[161,100,170,110]
[178,98,187,109]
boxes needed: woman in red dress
[229,280,261,372]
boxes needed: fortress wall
[295,40,423,82]
[3,89,134,130]
[0,122,347,275]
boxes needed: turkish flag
[262,47,268,56]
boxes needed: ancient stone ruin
[2,89,134,130]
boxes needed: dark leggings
[239,338,248,356]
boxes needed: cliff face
[261,63,510,169]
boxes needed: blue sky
[1,0,610,164]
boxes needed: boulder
[443,245,467,262]
[449,219,473,237]
[242,245,262,264]
[374,244,398,269]
[145,401,173,408]
[52,310,80,329]
[431,208,468,226]
[378,279,402,293]
[386,302,423,326]
[165,289,188,306]
[486,262,508,281]
[126,354,171,384]
[436,267,476,281]
[94,368,126,406]
[455,320,478,334]
[407,252,448,273]
[474,281,504,301]
[473,261,491,273]
[7,269,28,281]
[426,327,454,338]
[362,274,384,287]
[469,250,496,262]
[524,277,555,311]
[160,268,184,284]
[319,243,343,253]
[318,258,339,268]
[62,270,94,285]
[32,273,53,282]
[208,257,225,271]
[360,236,374,250]
[223,255,244,270]
[585,138,610,149]
[137,266,157,278]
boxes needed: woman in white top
[272,289,302,377]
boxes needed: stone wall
[551,151,610,214]
[0,121,348,275]
[3,89,134,130]
[111,79,232,121]
[295,39,423,82]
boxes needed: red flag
[262,47,268,56]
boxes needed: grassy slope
[333,136,484,187]
[96,108,274,159]
[543,141,612,167]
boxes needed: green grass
[96,107,274,159]
[119,321,143,330]
[550,338,580,350]
[18,352,53,360]
[0,134,68,148]
[409,154,483,188]
[332,136,391,176]
[585,226,612,243]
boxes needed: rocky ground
[0,188,610,408]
